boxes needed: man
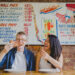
[0,31,35,71]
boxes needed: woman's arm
[48,53,63,71]
[41,50,63,71]
[36,51,41,72]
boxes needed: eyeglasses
[16,38,26,42]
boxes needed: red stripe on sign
[66,4,75,8]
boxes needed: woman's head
[44,35,62,60]
[45,35,62,68]
[44,37,50,51]
[48,35,62,60]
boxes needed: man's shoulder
[7,47,17,54]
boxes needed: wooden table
[0,70,75,75]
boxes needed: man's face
[16,34,27,47]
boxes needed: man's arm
[0,48,8,69]
[0,43,13,62]
[0,49,8,62]
[0,42,15,69]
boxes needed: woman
[36,35,63,72]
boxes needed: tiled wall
[62,45,75,70]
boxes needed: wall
[62,45,75,70]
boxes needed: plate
[4,69,26,73]
[39,69,60,73]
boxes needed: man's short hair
[16,31,26,38]
[17,31,25,35]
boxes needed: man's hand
[0,41,16,62]
[4,43,14,53]
[4,40,17,53]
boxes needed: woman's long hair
[48,35,62,68]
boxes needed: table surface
[0,70,75,75]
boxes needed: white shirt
[39,57,60,72]
[39,57,52,69]
[12,51,26,71]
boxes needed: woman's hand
[40,47,50,61]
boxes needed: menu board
[0,2,75,45]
